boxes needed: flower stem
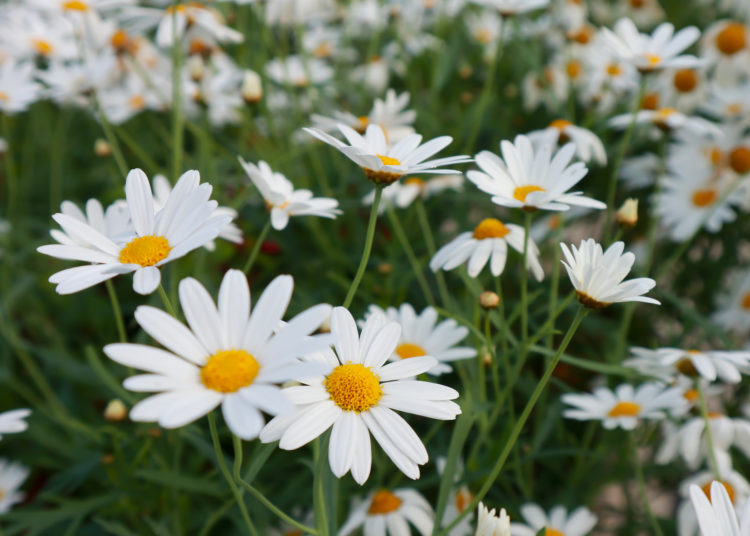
[207,413,259,536]
[343,187,382,309]
[696,380,722,480]
[158,284,179,318]
[440,307,588,534]
[629,432,664,536]
[243,221,271,275]
[415,198,452,308]
[313,436,331,536]
[520,212,532,347]
[386,205,435,306]
[106,280,127,343]
[171,0,184,181]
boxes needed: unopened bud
[94,138,111,157]
[101,453,115,465]
[186,55,204,82]
[483,352,492,366]
[616,198,638,228]
[241,70,262,103]
[104,399,127,421]
[377,262,392,275]
[479,291,500,310]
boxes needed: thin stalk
[343,188,382,309]
[243,221,271,274]
[520,211,532,347]
[630,433,664,536]
[313,437,331,536]
[415,199,452,307]
[106,280,127,343]
[91,95,128,178]
[171,0,184,180]
[697,381,721,480]
[207,413,259,536]
[440,307,588,534]
[158,284,179,317]
[385,205,435,306]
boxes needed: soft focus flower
[0,459,29,514]
[624,347,750,384]
[339,488,434,536]
[476,502,511,536]
[690,481,750,536]
[510,504,597,536]
[527,120,607,165]
[0,409,31,440]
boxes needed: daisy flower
[560,239,659,308]
[49,198,131,245]
[0,459,29,514]
[476,502,511,536]
[339,488,434,536]
[38,169,232,295]
[601,18,703,72]
[624,347,750,384]
[466,136,605,212]
[237,158,341,230]
[510,504,597,536]
[104,270,332,440]
[561,382,685,430]
[430,218,544,280]
[527,120,607,165]
[690,481,750,536]
[435,458,475,536]
[0,61,42,114]
[362,175,464,212]
[361,304,476,375]
[469,0,549,16]
[265,55,334,88]
[701,21,750,83]
[679,470,750,536]
[609,108,722,137]
[713,270,750,334]
[0,409,31,440]
[260,307,461,484]
[303,124,471,186]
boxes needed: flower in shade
[303,124,471,186]
[0,409,31,440]
[609,108,722,138]
[361,304,476,375]
[339,488,434,536]
[527,120,607,165]
[237,158,341,230]
[260,307,461,484]
[509,504,597,536]
[624,347,750,384]
[430,218,544,280]
[561,382,686,430]
[38,169,231,295]
[467,136,605,212]
[601,18,703,72]
[690,481,750,536]
[104,270,332,440]
[713,270,750,334]
[0,459,29,514]
[680,470,750,536]
[560,239,659,308]
[476,502,511,536]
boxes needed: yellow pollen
[325,363,382,413]
[473,218,511,239]
[708,411,723,419]
[566,60,582,79]
[33,39,54,56]
[513,185,545,203]
[729,146,750,175]
[550,119,573,131]
[673,69,698,93]
[377,154,401,166]
[655,107,678,120]
[702,481,737,504]
[129,95,146,110]
[608,401,641,417]
[455,489,473,512]
[314,42,333,58]
[684,389,699,403]
[607,63,623,76]
[644,53,662,67]
[692,189,717,207]
[716,23,747,56]
[475,28,493,44]
[641,93,660,110]
[368,490,402,515]
[0,92,8,103]
[741,292,750,310]
[709,147,724,166]
[201,349,260,393]
[546,529,565,536]
[404,177,425,187]
[63,0,89,10]
[676,357,699,376]
[396,343,427,359]
[727,103,743,116]
[119,235,171,267]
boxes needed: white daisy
[679,470,750,536]
[609,108,722,138]
[0,409,31,440]
[339,488,434,536]
[0,61,42,114]
[624,347,750,384]
[49,198,131,245]
[690,481,750,536]
[510,504,597,536]
[303,124,471,186]
[38,169,232,295]
[0,459,29,514]
[476,502,511,536]
[466,135,605,212]
[601,18,703,72]
[561,382,685,430]
[430,218,544,280]
[104,270,332,440]
[260,307,461,484]
[469,0,549,16]
[362,175,464,212]
[527,120,607,165]
[713,270,750,334]
[361,304,476,375]
[560,239,659,308]
[265,55,334,88]
[237,158,341,230]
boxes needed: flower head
[0,409,31,440]
[510,503,597,536]
[339,488,435,536]
[476,502,511,536]
[0,459,29,514]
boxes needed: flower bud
[241,70,262,104]
[94,138,111,157]
[616,198,638,228]
[479,291,500,310]
[104,399,127,422]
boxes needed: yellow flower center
[566,60,582,79]
[606,63,623,76]
[550,119,573,131]
[692,189,717,207]
[119,235,171,267]
[644,53,662,67]
[404,177,425,187]
[571,26,592,44]
[129,95,146,110]
[655,108,678,121]
[200,349,260,393]
[709,147,724,166]
[546,529,565,536]
[368,490,402,515]
[313,42,332,58]
[676,356,699,376]
[741,292,750,310]
[475,28,493,45]
[355,116,370,133]
[641,92,660,110]
[729,146,750,175]
[630,0,644,7]
[377,154,401,167]
[608,401,641,417]
[473,218,510,239]
[63,0,89,10]
[716,23,747,56]
[455,488,473,513]
[395,343,427,359]
[33,39,54,56]
[726,103,743,116]
[0,92,8,103]
[683,389,699,403]
[673,69,698,93]
[325,363,382,413]
[702,481,736,504]
[513,185,545,203]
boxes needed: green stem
[171,0,184,181]
[207,413,259,536]
[386,205,435,306]
[440,307,588,534]
[158,284,179,317]
[415,199,452,308]
[313,437,331,536]
[696,381,721,480]
[106,280,127,343]
[91,95,128,178]
[243,221,271,274]
[630,432,664,536]
[342,188,382,309]
[520,212,531,347]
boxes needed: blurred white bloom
[609,108,722,137]
[510,503,597,536]
[476,502,511,536]
[0,61,42,114]
[713,270,750,334]
[469,0,549,16]
[265,55,333,87]
[362,175,463,211]
[527,120,607,165]
[0,459,29,514]
[689,480,750,536]
[49,198,131,245]
[0,409,31,440]
[339,488,435,536]
[625,347,750,384]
